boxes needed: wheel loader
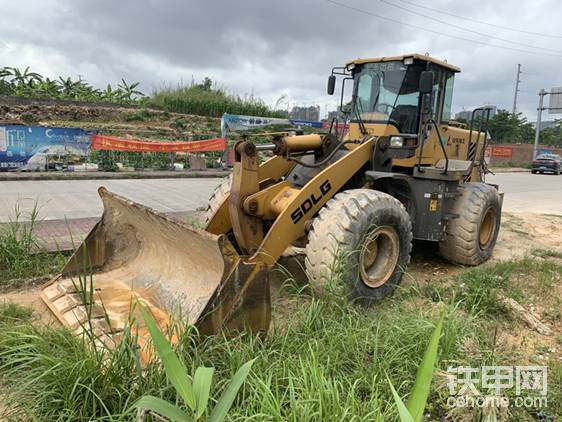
[41,53,502,345]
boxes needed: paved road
[0,178,222,222]
[1,172,560,222]
[487,172,561,215]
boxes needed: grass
[0,256,560,420]
[0,290,477,420]
[0,204,65,285]
[418,256,562,318]
[150,83,286,118]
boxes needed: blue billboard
[0,125,91,170]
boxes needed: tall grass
[0,204,64,284]
[0,257,559,420]
[150,83,286,118]
[0,294,476,421]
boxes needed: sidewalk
[0,169,229,181]
[6,211,196,253]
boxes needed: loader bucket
[40,187,271,350]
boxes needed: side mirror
[327,75,336,95]
[419,71,434,94]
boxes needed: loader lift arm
[206,134,376,266]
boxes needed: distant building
[454,110,472,122]
[290,105,320,122]
[455,105,497,122]
[327,106,346,122]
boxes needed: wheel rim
[359,225,400,288]
[479,207,496,250]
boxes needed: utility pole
[533,89,548,159]
[512,64,522,114]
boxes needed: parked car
[531,153,561,175]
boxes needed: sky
[1,0,561,120]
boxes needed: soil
[0,102,220,139]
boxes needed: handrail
[465,106,492,179]
[427,119,449,174]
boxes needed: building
[454,106,497,122]
[290,105,320,122]
[327,106,346,122]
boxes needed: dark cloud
[0,0,561,118]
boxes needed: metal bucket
[41,187,270,348]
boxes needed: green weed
[0,203,65,285]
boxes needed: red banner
[492,146,513,158]
[91,135,226,153]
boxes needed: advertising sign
[492,146,513,158]
[0,125,91,170]
[221,113,291,136]
[91,135,226,153]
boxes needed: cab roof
[346,53,461,73]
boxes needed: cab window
[429,68,455,124]
[442,74,455,123]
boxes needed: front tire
[439,183,502,266]
[305,189,413,305]
[203,175,232,225]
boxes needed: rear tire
[439,183,501,266]
[305,189,413,305]
[531,170,537,174]
[203,175,232,225]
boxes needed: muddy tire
[203,175,232,224]
[304,189,413,305]
[439,182,501,266]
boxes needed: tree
[197,77,213,91]
[486,110,534,144]
[540,119,562,147]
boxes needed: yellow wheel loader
[41,53,502,343]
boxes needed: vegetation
[459,109,562,147]
[134,303,256,421]
[0,254,560,421]
[0,204,64,284]
[0,66,144,104]
[486,111,535,144]
[150,78,287,118]
[1,67,285,119]
[539,119,562,147]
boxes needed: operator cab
[329,54,460,135]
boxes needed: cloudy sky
[1,0,561,119]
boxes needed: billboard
[549,87,562,114]
[0,125,91,170]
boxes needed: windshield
[536,154,560,160]
[353,61,423,133]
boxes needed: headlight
[390,136,404,148]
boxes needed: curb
[0,170,231,181]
